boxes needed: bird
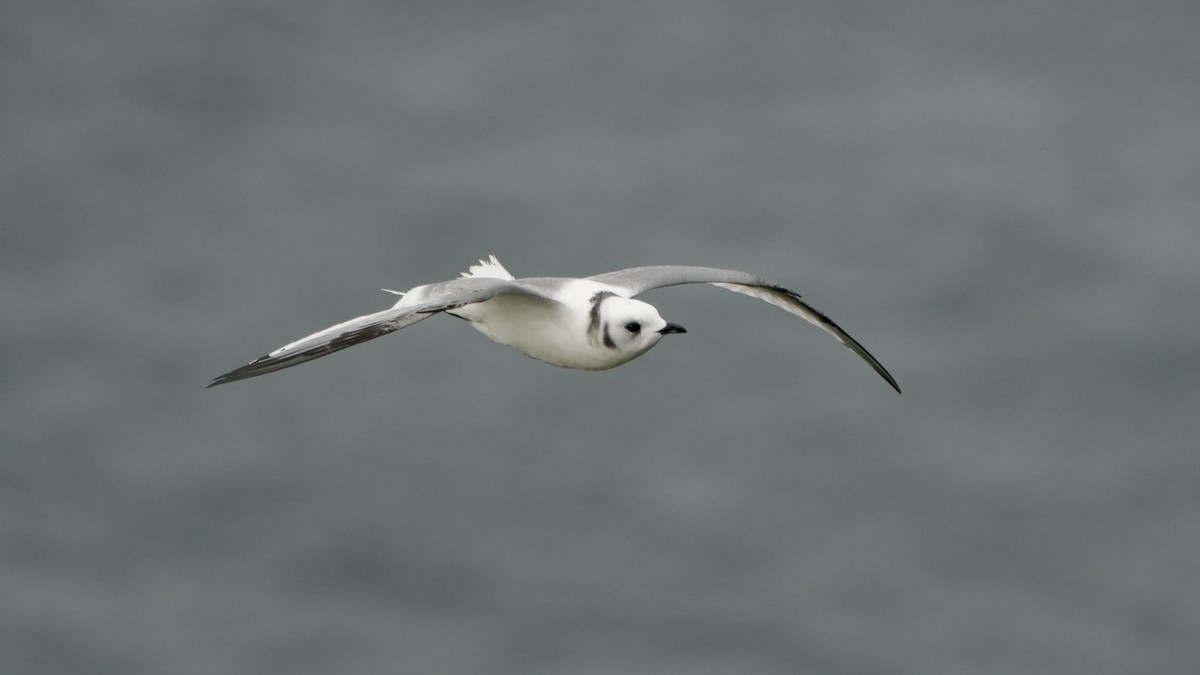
[208,255,899,392]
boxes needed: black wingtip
[205,372,238,388]
[863,353,901,394]
[885,375,902,395]
[205,354,272,389]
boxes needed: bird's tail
[460,254,514,280]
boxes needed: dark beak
[658,323,687,335]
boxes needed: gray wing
[589,266,900,393]
[208,277,551,387]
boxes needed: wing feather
[590,266,900,393]
[208,277,554,387]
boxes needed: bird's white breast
[450,279,630,370]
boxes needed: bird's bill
[658,323,687,335]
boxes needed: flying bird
[208,256,899,392]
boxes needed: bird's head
[590,296,686,365]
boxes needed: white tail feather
[461,254,514,280]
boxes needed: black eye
[624,321,641,334]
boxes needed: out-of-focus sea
[3,2,1198,673]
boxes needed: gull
[208,256,899,392]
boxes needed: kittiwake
[208,255,900,392]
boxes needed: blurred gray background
[3,1,1198,673]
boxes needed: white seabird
[208,255,899,392]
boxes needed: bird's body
[448,281,642,370]
[209,256,899,392]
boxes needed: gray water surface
[4,2,1198,673]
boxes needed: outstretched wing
[589,266,900,393]
[208,277,552,387]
